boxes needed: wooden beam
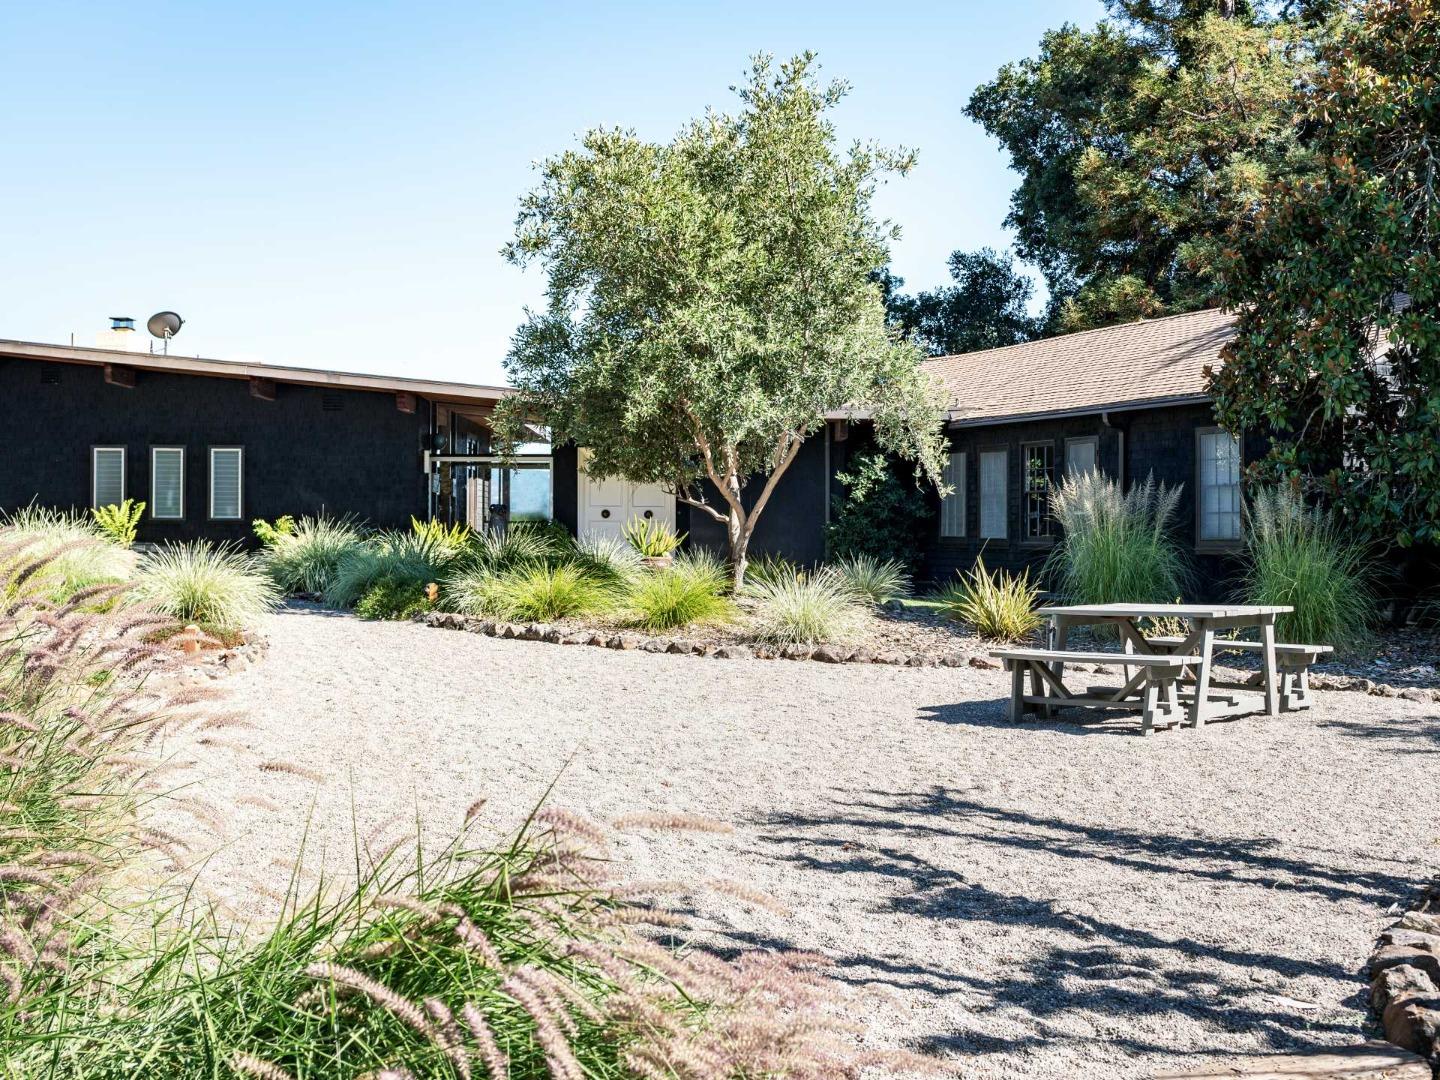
[395,391,416,414]
[249,377,276,401]
[103,363,135,388]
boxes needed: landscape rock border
[417,611,1000,669]
[1367,882,1440,1065]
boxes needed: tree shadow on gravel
[746,786,1413,1061]
[1313,712,1440,755]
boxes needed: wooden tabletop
[1037,603,1293,618]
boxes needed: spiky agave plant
[937,556,1043,642]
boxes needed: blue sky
[0,1,1104,386]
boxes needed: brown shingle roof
[924,307,1236,427]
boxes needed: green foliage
[743,553,799,590]
[354,578,432,621]
[1211,0,1440,547]
[260,516,365,595]
[410,515,473,557]
[1046,470,1190,605]
[937,556,1044,642]
[251,514,297,548]
[573,532,644,585]
[498,53,947,585]
[448,562,613,622]
[829,553,911,604]
[748,569,863,645]
[825,451,934,570]
[967,6,1322,329]
[133,541,280,630]
[882,248,1041,356]
[466,524,573,574]
[621,516,685,558]
[1239,486,1378,649]
[91,498,145,545]
[626,558,733,631]
[325,531,458,609]
[0,505,135,599]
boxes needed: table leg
[1047,615,1070,719]
[1189,626,1216,729]
[1260,617,1279,717]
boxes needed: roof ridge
[922,305,1233,366]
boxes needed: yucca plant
[1240,486,1378,649]
[622,517,684,559]
[132,541,280,630]
[626,557,733,631]
[91,498,145,545]
[1046,470,1190,606]
[261,515,365,595]
[829,554,911,605]
[748,570,862,645]
[937,556,1043,642]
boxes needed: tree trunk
[728,507,749,592]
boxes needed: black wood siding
[0,357,432,544]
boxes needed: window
[151,447,185,520]
[1197,428,1241,543]
[92,447,125,508]
[979,449,1007,540]
[209,448,243,520]
[1065,437,1099,478]
[1022,443,1056,541]
[939,452,966,538]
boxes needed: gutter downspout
[1101,411,1125,489]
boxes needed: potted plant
[623,517,685,570]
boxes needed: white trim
[91,446,126,508]
[209,447,243,520]
[150,446,185,521]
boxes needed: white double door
[577,451,675,541]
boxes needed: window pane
[979,451,1007,539]
[152,449,184,520]
[1023,444,1055,539]
[1066,439,1097,477]
[211,449,242,520]
[1198,432,1240,541]
[940,451,965,537]
[93,448,125,508]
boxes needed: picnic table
[1037,603,1294,728]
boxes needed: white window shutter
[92,448,125,508]
[979,450,1007,539]
[940,452,966,537]
[152,449,185,520]
[210,449,243,520]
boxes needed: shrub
[622,516,685,558]
[574,532,644,585]
[1240,486,1378,649]
[133,541,280,630]
[251,514,297,548]
[627,562,732,631]
[937,556,1043,642]
[0,505,136,599]
[748,570,862,645]
[449,562,612,622]
[92,498,145,545]
[325,530,457,609]
[830,553,911,604]
[354,578,432,620]
[411,515,473,560]
[1046,470,1189,606]
[825,450,933,570]
[466,523,572,573]
[261,515,365,595]
[744,552,799,590]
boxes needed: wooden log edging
[416,611,1003,670]
[1367,882,1440,1062]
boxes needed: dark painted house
[0,334,511,543]
[553,308,1253,595]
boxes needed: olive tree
[498,53,947,588]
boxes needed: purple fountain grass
[460,1000,511,1080]
[230,1053,298,1080]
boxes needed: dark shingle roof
[924,307,1237,427]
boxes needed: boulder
[780,644,813,661]
[876,651,908,665]
[667,640,694,654]
[713,645,752,660]
[812,645,850,664]
[640,639,669,653]
[848,648,874,664]
[968,655,1000,670]
[1370,945,1440,983]
[1379,928,1440,955]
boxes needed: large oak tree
[498,54,947,587]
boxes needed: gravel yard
[148,603,1440,1079]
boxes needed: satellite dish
[146,311,184,339]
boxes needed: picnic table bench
[990,648,1196,734]
[1145,636,1332,711]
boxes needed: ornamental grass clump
[447,562,613,622]
[1240,486,1378,650]
[260,515,365,596]
[1046,470,1189,606]
[937,556,1043,642]
[133,541,280,631]
[573,532,643,586]
[626,557,733,631]
[829,553,911,605]
[0,505,135,600]
[748,568,863,645]
[326,530,461,612]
